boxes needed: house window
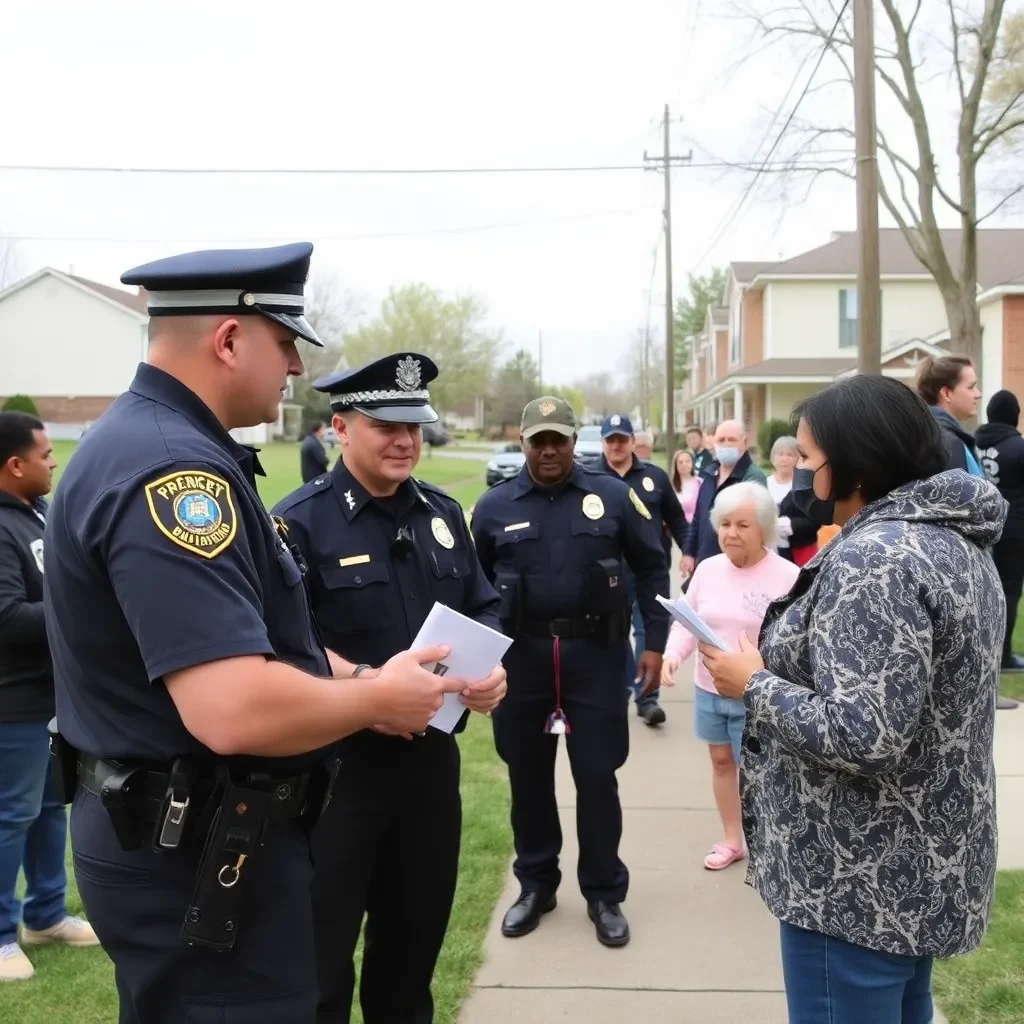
[839,287,857,349]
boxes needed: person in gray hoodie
[699,375,1006,1024]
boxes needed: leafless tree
[728,0,1024,376]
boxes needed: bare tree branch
[948,0,967,106]
[977,181,1024,223]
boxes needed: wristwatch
[351,664,372,678]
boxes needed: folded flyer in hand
[656,593,730,652]
[411,602,514,733]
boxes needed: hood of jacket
[929,405,977,450]
[849,470,1007,552]
[975,422,1020,449]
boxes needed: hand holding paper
[656,594,730,651]
[372,644,469,736]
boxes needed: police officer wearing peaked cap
[42,244,467,1024]
[273,351,506,1024]
[470,396,670,948]
[596,414,689,727]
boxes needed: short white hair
[770,435,799,460]
[709,482,778,546]
[634,430,653,445]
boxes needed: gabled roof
[0,267,148,321]
[732,228,1024,291]
[69,273,148,313]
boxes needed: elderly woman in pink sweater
[661,482,799,870]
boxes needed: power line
[687,0,852,272]
[0,157,855,176]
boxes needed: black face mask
[791,465,834,527]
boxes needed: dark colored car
[485,442,526,487]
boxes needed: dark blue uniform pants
[310,731,462,1024]
[492,641,630,904]
[71,790,318,1023]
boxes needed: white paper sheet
[656,593,731,652]
[410,602,514,733]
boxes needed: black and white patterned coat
[741,471,1007,959]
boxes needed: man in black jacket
[0,413,98,981]
[977,391,1024,688]
[300,419,330,482]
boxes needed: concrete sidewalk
[459,666,1023,1023]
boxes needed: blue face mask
[715,445,740,467]
[791,465,834,527]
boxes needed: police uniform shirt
[469,462,670,649]
[300,431,329,483]
[43,363,330,769]
[595,454,688,556]
[272,458,501,681]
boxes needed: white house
[0,267,288,443]
[679,228,1024,444]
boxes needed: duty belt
[520,615,609,638]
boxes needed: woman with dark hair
[916,354,984,474]
[698,375,1006,1024]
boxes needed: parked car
[422,422,451,447]
[485,442,526,487]
[574,424,603,467]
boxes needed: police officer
[272,352,506,1024]
[470,397,670,948]
[42,243,468,1024]
[596,414,688,727]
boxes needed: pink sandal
[703,843,746,871]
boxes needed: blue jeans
[0,721,68,946]
[693,686,744,765]
[624,594,659,708]
[780,922,934,1024]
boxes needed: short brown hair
[915,355,973,406]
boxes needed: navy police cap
[120,241,323,347]
[314,352,439,425]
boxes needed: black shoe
[997,694,1020,710]
[587,901,630,947]
[637,703,667,727]
[1001,654,1024,672]
[501,889,557,938]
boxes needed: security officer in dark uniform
[272,353,506,1024]
[41,243,467,1024]
[470,397,670,948]
[596,414,688,727]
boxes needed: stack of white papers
[410,602,514,733]
[656,594,731,651]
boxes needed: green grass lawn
[931,613,1024,1023]
[12,441,507,1024]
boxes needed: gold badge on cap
[582,494,605,520]
[431,516,455,549]
[642,476,655,492]
[538,400,556,416]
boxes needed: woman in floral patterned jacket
[701,374,1006,1024]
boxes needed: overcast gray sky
[0,0,989,384]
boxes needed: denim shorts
[693,685,745,764]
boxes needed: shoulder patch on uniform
[628,487,652,520]
[144,469,237,559]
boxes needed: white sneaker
[0,943,33,981]
[21,915,99,948]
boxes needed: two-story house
[679,228,1024,450]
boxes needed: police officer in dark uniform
[596,414,688,727]
[470,397,670,948]
[272,352,506,1024]
[42,243,468,1024]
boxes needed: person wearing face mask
[698,375,1006,1024]
[680,419,767,577]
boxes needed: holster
[181,768,274,953]
[584,559,630,645]
[495,569,524,637]
[47,719,79,805]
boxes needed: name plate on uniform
[411,602,514,733]
[338,554,371,567]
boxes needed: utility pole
[854,0,881,374]
[538,329,544,392]
[645,105,691,455]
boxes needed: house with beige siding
[679,228,1024,450]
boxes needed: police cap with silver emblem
[313,351,439,424]
[120,242,323,347]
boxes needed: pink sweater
[675,476,701,523]
[664,550,800,693]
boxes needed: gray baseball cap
[521,396,577,440]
